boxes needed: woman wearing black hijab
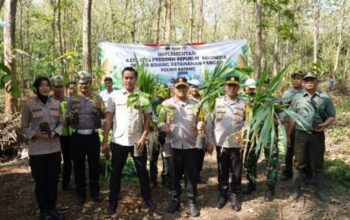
[21,76,65,220]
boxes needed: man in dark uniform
[289,72,336,202]
[66,71,104,205]
[280,71,304,181]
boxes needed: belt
[73,129,98,135]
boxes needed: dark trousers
[60,135,72,187]
[198,149,205,176]
[159,132,170,185]
[216,147,242,195]
[71,132,100,197]
[283,129,295,174]
[29,152,61,213]
[148,142,160,184]
[294,130,325,173]
[170,148,199,200]
[109,142,151,203]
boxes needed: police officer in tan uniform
[66,71,104,205]
[207,76,245,211]
[21,76,64,220]
[103,67,157,214]
[158,77,203,217]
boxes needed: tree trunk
[255,0,263,78]
[156,0,162,44]
[57,0,64,75]
[313,0,320,64]
[0,0,5,10]
[164,0,171,43]
[83,0,92,73]
[18,0,25,96]
[213,0,219,41]
[189,0,194,43]
[344,48,349,79]
[3,0,18,115]
[51,0,57,63]
[122,0,129,43]
[197,0,204,42]
[273,12,280,76]
[333,0,346,75]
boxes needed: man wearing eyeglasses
[288,72,336,203]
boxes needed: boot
[49,208,65,220]
[314,172,330,203]
[289,168,302,201]
[107,201,118,215]
[188,199,199,217]
[166,199,180,213]
[216,194,227,209]
[264,185,275,202]
[242,180,256,195]
[230,193,241,211]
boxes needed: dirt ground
[0,91,349,220]
[0,142,349,220]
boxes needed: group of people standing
[21,67,335,220]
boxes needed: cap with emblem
[226,76,240,85]
[303,71,317,80]
[78,71,92,83]
[50,75,64,87]
[291,71,304,79]
[245,78,256,89]
[188,79,200,88]
[174,77,189,88]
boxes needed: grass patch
[334,96,350,114]
[325,159,350,195]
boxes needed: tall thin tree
[3,0,18,115]
[83,0,92,73]
[255,0,263,78]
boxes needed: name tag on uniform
[31,103,43,118]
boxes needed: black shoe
[188,200,199,217]
[107,202,118,215]
[264,186,274,202]
[167,200,180,213]
[230,194,241,212]
[49,209,64,220]
[40,212,54,220]
[280,172,292,181]
[216,196,227,209]
[76,194,85,206]
[242,182,256,195]
[145,198,157,211]
[91,193,102,203]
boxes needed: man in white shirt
[99,77,115,106]
[102,67,157,215]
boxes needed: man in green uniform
[51,75,74,191]
[289,72,336,202]
[243,79,279,202]
[280,71,304,181]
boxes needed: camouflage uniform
[243,92,279,199]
